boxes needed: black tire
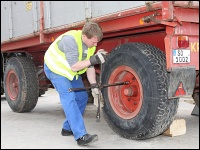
[1,81,4,95]
[101,42,179,140]
[1,54,4,95]
[39,89,46,97]
[1,87,4,95]
[4,57,39,112]
[37,66,48,97]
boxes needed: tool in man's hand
[68,82,129,92]
[96,62,102,122]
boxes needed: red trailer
[1,1,199,140]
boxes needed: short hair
[82,21,103,41]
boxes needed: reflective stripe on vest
[44,30,96,81]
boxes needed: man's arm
[86,67,97,84]
[71,49,108,72]
[71,60,91,72]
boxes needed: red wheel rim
[6,69,19,100]
[108,66,143,119]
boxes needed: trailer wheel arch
[101,42,179,140]
[3,56,39,112]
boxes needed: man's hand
[93,88,100,95]
[89,49,108,65]
[91,83,100,95]
[97,49,108,55]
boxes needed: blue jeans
[44,63,88,140]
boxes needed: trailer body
[1,1,199,140]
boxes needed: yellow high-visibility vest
[44,30,96,81]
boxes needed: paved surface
[1,88,199,149]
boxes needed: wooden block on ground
[163,119,186,137]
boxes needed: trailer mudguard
[168,66,196,99]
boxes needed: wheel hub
[6,70,19,100]
[108,65,143,119]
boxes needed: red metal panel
[165,25,199,71]
[39,1,45,43]
[170,36,199,69]
[97,31,166,53]
[162,1,173,21]
[173,7,199,23]
[174,22,199,35]
[99,12,160,34]
[1,36,40,52]
[165,33,173,71]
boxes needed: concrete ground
[1,88,199,149]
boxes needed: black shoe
[61,129,73,136]
[77,134,98,146]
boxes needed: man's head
[82,21,103,48]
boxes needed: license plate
[173,49,190,63]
